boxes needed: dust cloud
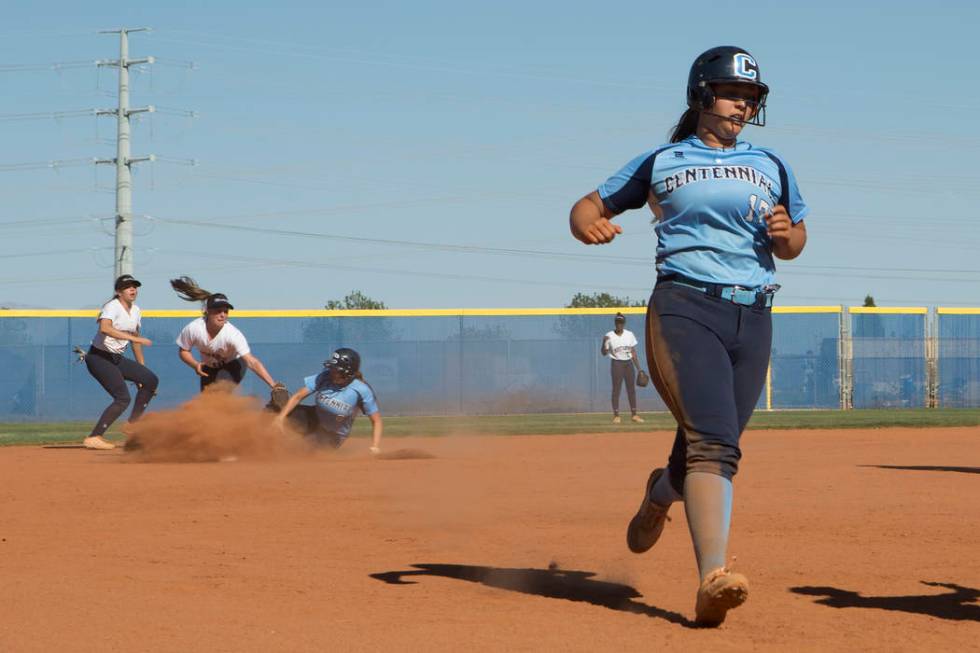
[123,382,298,463]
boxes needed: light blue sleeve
[304,374,319,393]
[357,382,380,415]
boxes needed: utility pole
[95,28,155,279]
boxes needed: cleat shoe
[631,414,645,423]
[694,566,749,627]
[612,415,621,424]
[626,468,671,553]
[82,436,116,450]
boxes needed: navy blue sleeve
[597,150,659,214]
[760,149,809,224]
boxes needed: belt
[88,345,122,363]
[658,273,777,308]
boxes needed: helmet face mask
[687,46,769,127]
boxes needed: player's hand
[580,218,623,245]
[133,336,152,346]
[273,416,287,434]
[765,205,792,243]
[369,446,381,456]
[194,362,209,377]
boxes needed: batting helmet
[687,46,769,126]
[325,347,361,379]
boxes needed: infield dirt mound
[123,382,298,462]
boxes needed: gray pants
[611,359,637,414]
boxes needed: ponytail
[669,108,699,143]
[170,276,213,303]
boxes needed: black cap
[614,313,626,323]
[114,274,142,291]
[206,293,234,311]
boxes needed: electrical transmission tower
[95,27,155,279]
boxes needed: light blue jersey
[598,135,808,289]
[303,371,379,442]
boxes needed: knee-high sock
[684,471,733,581]
[649,468,683,506]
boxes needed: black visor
[206,293,234,311]
[114,274,142,291]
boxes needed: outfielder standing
[170,277,286,400]
[82,274,159,450]
[602,312,644,424]
[570,46,808,626]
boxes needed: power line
[144,215,980,281]
[0,109,97,122]
[0,61,96,73]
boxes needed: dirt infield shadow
[791,581,980,621]
[370,563,693,627]
[859,465,980,475]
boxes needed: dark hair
[669,108,699,143]
[170,276,213,302]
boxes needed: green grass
[347,408,980,437]
[5,409,976,448]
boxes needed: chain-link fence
[0,306,975,420]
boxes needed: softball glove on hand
[268,383,290,413]
[636,370,650,387]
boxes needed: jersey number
[743,194,771,224]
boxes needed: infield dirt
[0,426,977,651]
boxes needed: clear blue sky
[2,0,978,309]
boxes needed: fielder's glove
[267,382,290,413]
[636,370,650,387]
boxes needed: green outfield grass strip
[1,409,977,447]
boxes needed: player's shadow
[791,581,980,621]
[859,464,980,475]
[370,563,693,627]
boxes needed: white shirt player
[604,329,638,361]
[92,298,141,354]
[175,317,251,367]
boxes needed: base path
[1,427,978,651]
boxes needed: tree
[566,292,646,308]
[303,290,393,344]
[324,290,387,310]
[855,294,884,337]
[555,292,645,339]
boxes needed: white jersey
[91,298,141,355]
[176,318,250,367]
[604,329,637,361]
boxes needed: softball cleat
[82,436,116,450]
[694,566,749,627]
[626,467,671,553]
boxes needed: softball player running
[82,274,159,450]
[569,46,808,626]
[170,277,285,396]
[272,348,383,454]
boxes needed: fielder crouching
[170,276,286,397]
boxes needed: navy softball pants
[200,359,246,392]
[85,346,159,436]
[610,359,637,414]
[284,405,344,449]
[644,281,772,494]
